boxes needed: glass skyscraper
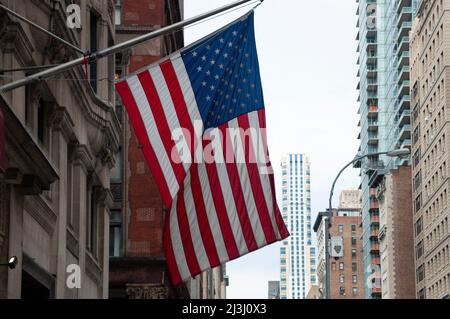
[356,0,418,299]
[279,154,316,299]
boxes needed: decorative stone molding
[17,175,45,195]
[126,283,169,299]
[97,187,114,210]
[46,17,75,64]
[49,107,77,143]
[0,16,34,66]
[73,144,94,174]
[85,251,103,285]
[23,194,57,236]
[66,227,79,259]
[99,142,116,169]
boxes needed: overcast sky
[184,0,360,299]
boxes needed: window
[87,187,98,257]
[352,249,357,258]
[351,237,357,246]
[353,275,357,284]
[413,126,420,146]
[339,274,344,283]
[338,225,344,233]
[66,147,74,229]
[110,210,123,257]
[90,11,99,92]
[416,217,423,236]
[415,194,422,213]
[339,287,345,296]
[352,262,357,272]
[416,241,424,259]
[339,262,344,270]
[418,288,426,299]
[414,148,421,168]
[416,264,425,283]
[111,149,123,183]
[37,99,46,145]
[352,287,357,296]
[351,224,356,235]
[115,0,122,25]
[414,171,422,191]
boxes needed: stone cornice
[116,25,160,33]
[73,144,94,174]
[0,14,34,66]
[97,187,114,210]
[1,94,59,189]
[66,227,79,259]
[61,66,121,157]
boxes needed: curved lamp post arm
[328,156,363,216]
[328,152,386,216]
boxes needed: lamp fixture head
[7,256,18,269]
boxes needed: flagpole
[0,0,261,93]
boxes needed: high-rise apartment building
[314,190,364,299]
[356,0,419,299]
[280,154,316,299]
[410,0,450,299]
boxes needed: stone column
[0,175,9,298]
[50,109,69,298]
[55,131,68,299]
[50,107,76,298]
[72,144,93,299]
[97,187,113,299]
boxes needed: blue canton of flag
[182,12,264,129]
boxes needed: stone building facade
[410,0,450,299]
[0,0,120,298]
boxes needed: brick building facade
[327,214,365,299]
[378,166,416,299]
[314,190,364,299]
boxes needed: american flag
[116,12,289,285]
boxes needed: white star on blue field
[182,12,264,129]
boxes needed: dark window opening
[37,99,45,145]
[21,271,50,300]
[90,12,99,92]
[110,210,123,257]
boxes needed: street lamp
[324,148,410,299]
[0,256,18,270]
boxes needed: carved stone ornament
[126,284,169,299]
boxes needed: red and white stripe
[116,54,289,285]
